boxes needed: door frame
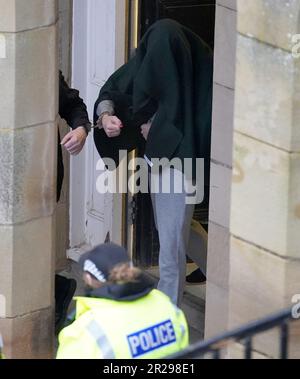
[68,0,127,260]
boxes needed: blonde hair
[109,263,141,284]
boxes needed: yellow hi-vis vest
[57,289,189,359]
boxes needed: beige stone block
[211,83,234,167]
[228,236,300,358]
[0,307,54,359]
[229,236,286,319]
[289,321,300,359]
[235,34,300,152]
[217,0,236,11]
[207,222,230,289]
[0,123,56,225]
[0,33,15,129]
[231,132,300,259]
[214,4,237,89]
[0,0,57,33]
[226,342,271,359]
[0,216,55,317]
[287,154,300,260]
[237,0,300,52]
[228,287,285,355]
[0,26,58,130]
[205,281,229,339]
[58,0,73,80]
[59,0,72,13]
[209,162,232,229]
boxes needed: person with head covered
[93,19,213,306]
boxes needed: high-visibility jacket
[57,289,188,359]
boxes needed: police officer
[56,243,189,359]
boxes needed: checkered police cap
[79,243,130,283]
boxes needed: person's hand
[61,127,87,156]
[141,122,151,141]
[101,115,123,138]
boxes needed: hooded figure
[93,19,213,181]
[92,19,213,306]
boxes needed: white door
[69,0,126,259]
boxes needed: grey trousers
[150,168,205,306]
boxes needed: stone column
[228,0,300,358]
[205,0,237,338]
[0,0,58,359]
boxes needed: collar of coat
[85,271,156,302]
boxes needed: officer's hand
[61,127,87,156]
[101,115,123,138]
[141,122,151,141]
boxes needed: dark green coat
[94,19,213,179]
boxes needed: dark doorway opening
[130,0,216,268]
[140,0,215,49]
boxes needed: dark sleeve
[59,71,91,129]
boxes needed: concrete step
[182,289,205,342]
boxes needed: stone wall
[205,0,237,338]
[205,0,300,359]
[228,0,300,359]
[0,0,58,358]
